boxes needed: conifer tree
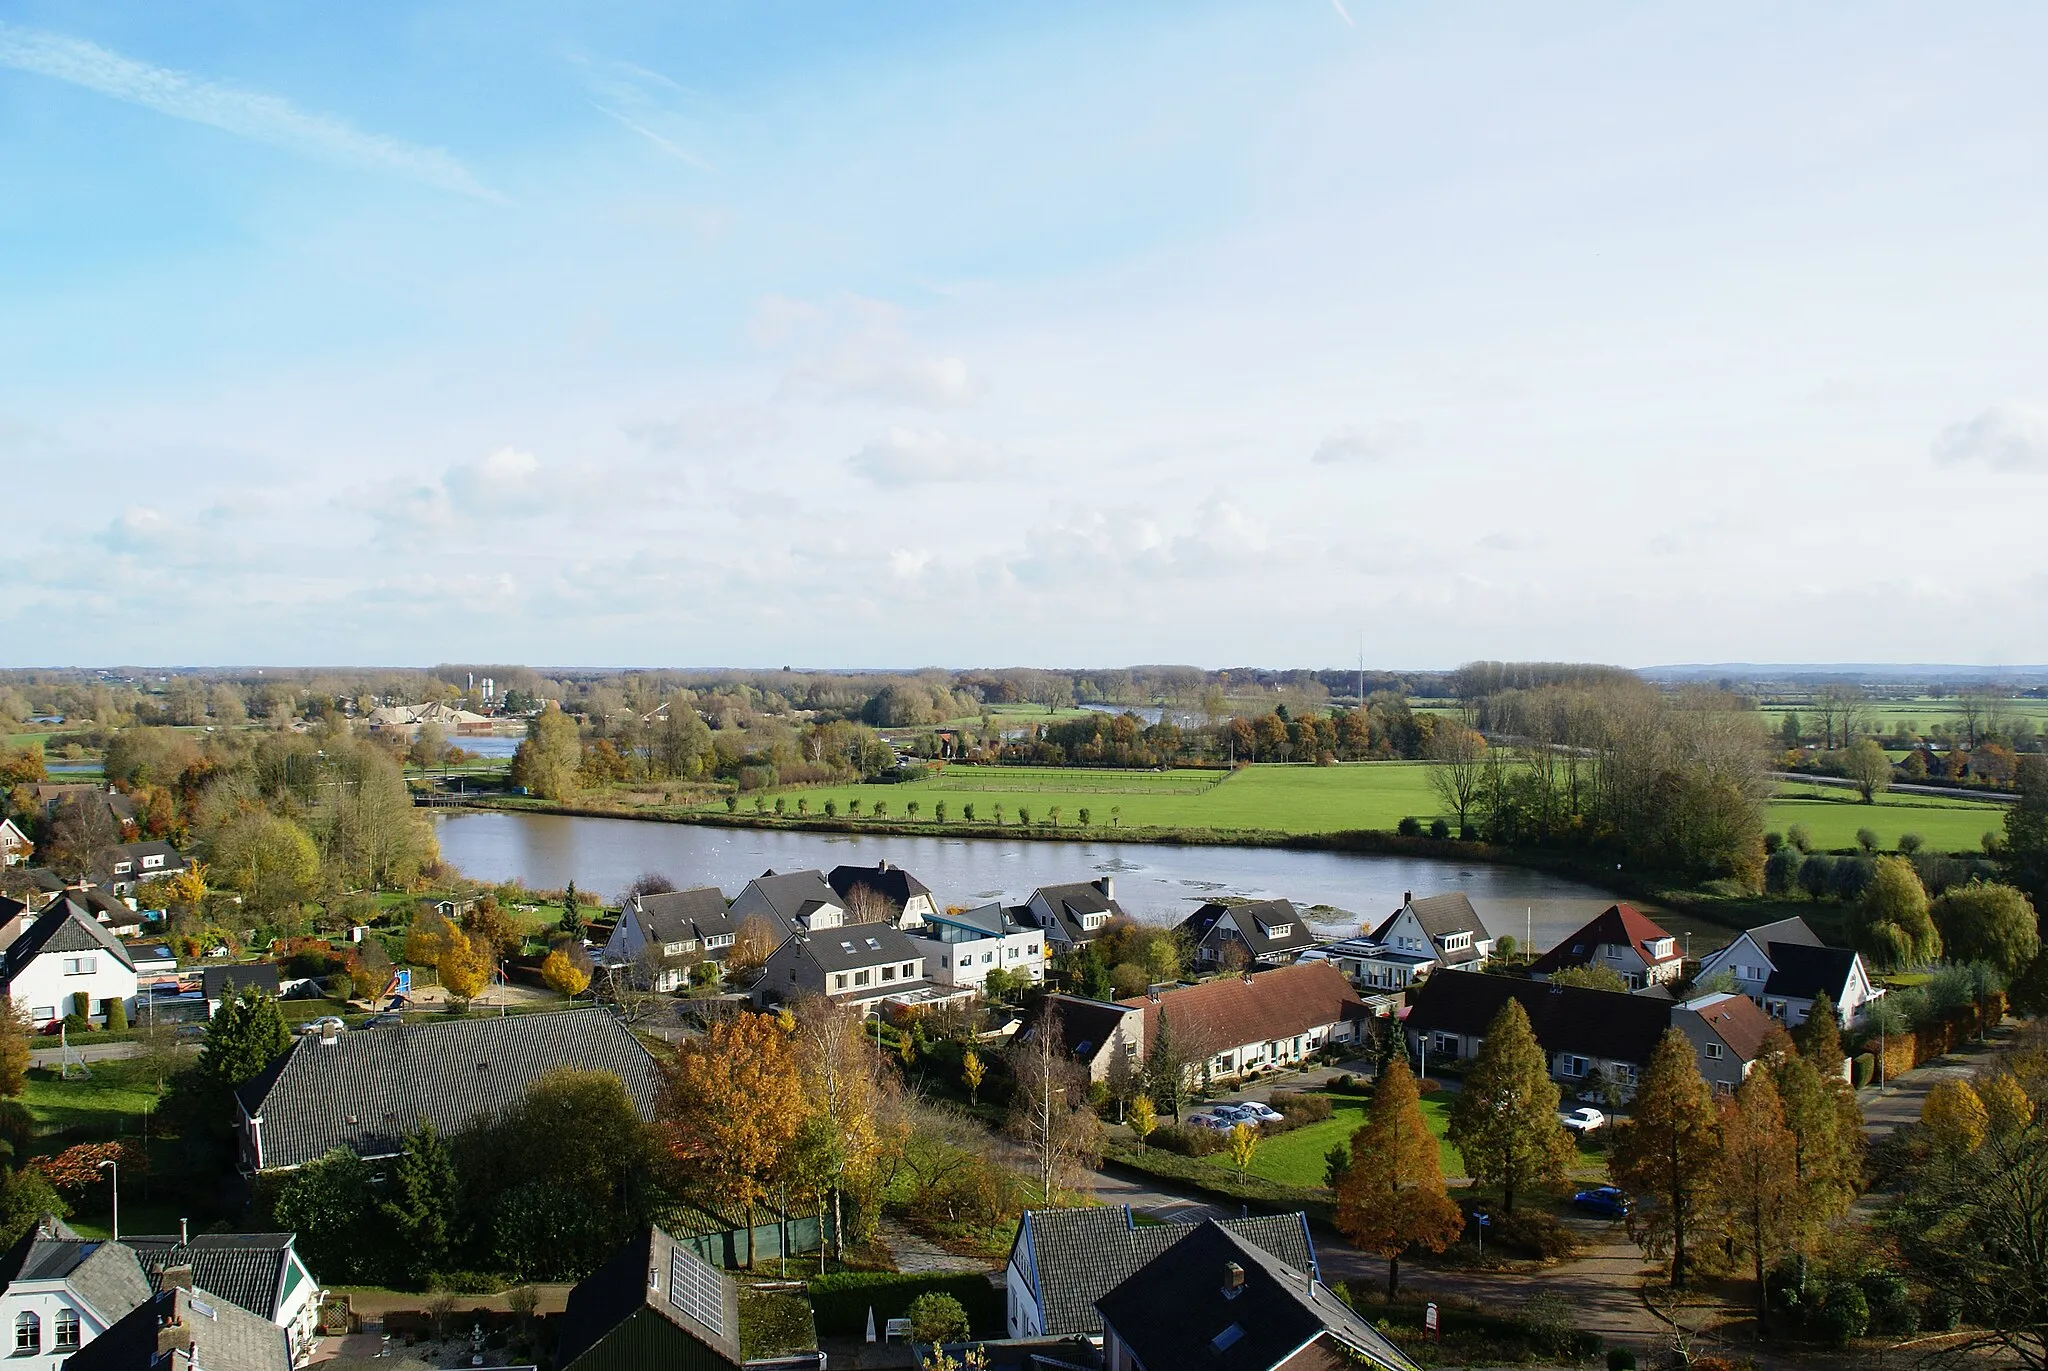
[1144,1009,1192,1121]
[1447,999,1574,1212]
[384,1120,461,1286]
[1610,1028,1720,1287]
[1715,1067,1799,1330]
[1335,1055,1462,1297]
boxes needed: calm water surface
[430,810,1734,952]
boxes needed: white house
[0,897,139,1029]
[90,842,188,900]
[1367,891,1494,975]
[1116,961,1370,1084]
[0,1219,153,1371]
[1528,903,1686,989]
[726,869,846,936]
[599,886,737,991]
[125,1232,322,1366]
[1025,878,1127,949]
[1299,937,1439,992]
[0,818,31,868]
[827,861,938,930]
[913,903,1045,991]
[1694,916,1884,1029]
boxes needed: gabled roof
[1117,962,1364,1056]
[1012,1206,1315,1338]
[0,866,66,896]
[736,869,841,928]
[203,964,282,1002]
[1761,942,1862,1003]
[1370,892,1492,963]
[1404,970,1673,1067]
[1744,916,1822,951]
[1528,904,1682,975]
[126,1234,300,1320]
[92,840,188,884]
[774,923,925,975]
[1680,992,1775,1064]
[631,886,735,944]
[0,1230,152,1327]
[1,896,137,983]
[65,1284,292,1371]
[556,1225,742,1369]
[1180,899,1318,960]
[236,1008,660,1170]
[1095,1220,1414,1371]
[1030,879,1127,943]
[827,861,933,912]
[1040,994,1141,1066]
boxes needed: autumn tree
[1933,881,2042,976]
[1128,1093,1157,1148]
[405,909,457,967]
[1848,856,1941,969]
[1335,1055,1462,1297]
[961,1049,984,1106]
[1609,1028,1720,1288]
[1008,1009,1100,1202]
[1447,999,1575,1212]
[511,706,581,800]
[659,1011,808,1267]
[1845,738,1892,803]
[1715,1068,1800,1330]
[0,999,26,1098]
[210,810,321,916]
[542,947,592,997]
[1922,1079,1990,1154]
[438,932,493,1002]
[1759,1029,1860,1227]
[728,915,782,978]
[1228,1121,1260,1173]
[1426,721,1488,838]
[462,898,522,958]
[789,998,898,1257]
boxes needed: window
[54,1308,78,1351]
[142,855,164,869]
[113,861,132,875]
[853,970,870,987]
[15,1311,38,1353]
[31,1007,54,1023]
[833,974,848,990]
[1704,1042,1724,1060]
[940,956,949,968]
[63,956,96,976]
[881,965,897,981]
[981,952,993,965]
[902,963,915,977]
[1560,1055,1591,1078]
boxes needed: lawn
[19,1063,163,1147]
[1763,783,2006,854]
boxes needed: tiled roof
[1,896,137,984]
[556,1226,742,1370]
[1405,970,1672,1067]
[1745,916,1821,951]
[237,1008,660,1170]
[1031,880,1128,943]
[631,887,736,944]
[1013,1206,1314,1338]
[1095,1220,1414,1371]
[1180,899,1318,960]
[66,1285,292,1371]
[782,924,925,974]
[1042,995,1138,1066]
[827,862,933,912]
[1762,942,1860,1002]
[127,1234,297,1320]
[203,964,282,1002]
[1528,903,1682,974]
[1117,961,1364,1057]
[1681,992,1774,1063]
[738,870,840,927]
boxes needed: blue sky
[3,2,2046,668]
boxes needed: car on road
[1572,1186,1632,1218]
[1560,1106,1607,1135]
[298,1016,347,1037]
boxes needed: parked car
[359,1013,403,1029]
[1572,1186,1632,1218]
[298,1016,347,1037]
[1187,1113,1235,1131]
[1560,1106,1607,1135]
[1208,1104,1254,1123]
[1235,1102,1284,1124]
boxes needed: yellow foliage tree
[1128,1093,1157,1148]
[1980,1072,2032,1138]
[438,932,493,1002]
[405,910,456,967]
[1922,1079,1989,1154]
[659,1011,808,1267]
[541,949,591,998]
[163,861,209,909]
[961,1049,984,1106]
[1228,1120,1260,1173]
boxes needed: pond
[429,810,1733,953]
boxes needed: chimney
[320,1023,340,1047]
[179,1217,188,1244]
[1096,876,1114,899]
[161,1264,194,1291]
[1403,891,1412,906]
[1222,1261,1245,1296]
[878,859,889,872]
[156,1319,192,1359]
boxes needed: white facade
[1698,932,1882,1028]
[918,908,1045,990]
[1376,906,1493,969]
[4,1282,104,1371]
[8,948,136,1029]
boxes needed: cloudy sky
[3,3,2045,670]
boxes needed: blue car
[1573,1186,1632,1218]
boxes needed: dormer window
[1261,922,1293,939]
[1082,913,1108,930]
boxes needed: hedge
[805,1272,1001,1338]
[1852,1053,1875,1089]
[1102,1145,1332,1224]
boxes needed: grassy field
[1764,782,2005,854]
[19,1063,161,1146]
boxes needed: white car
[1230,1102,1285,1124]
[1560,1106,1607,1135]
[298,1016,347,1037]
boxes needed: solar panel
[668,1246,725,1336]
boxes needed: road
[29,1040,143,1068]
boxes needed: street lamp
[97,1159,118,1241]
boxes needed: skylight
[1212,1323,1245,1351]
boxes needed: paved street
[29,1039,143,1068]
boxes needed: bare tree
[1426,718,1489,838]
[843,885,899,926]
[1008,1009,1101,1202]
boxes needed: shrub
[1900,832,1924,855]
[1788,823,1813,853]
[1763,830,1783,854]
[1923,1290,1961,1332]
[906,1292,969,1346]
[1273,1092,1333,1128]
[1853,1053,1875,1088]
[70,992,89,1019]
[1607,1350,1637,1371]
[1489,1211,1580,1261]
[1860,1272,1916,1335]
[1398,816,1423,837]
[1148,1123,1226,1157]
[1857,827,1880,854]
[1429,819,1451,840]
[1764,846,1802,895]
[737,1289,816,1361]
[806,1273,1000,1338]
[1819,1282,1869,1345]
[1333,1073,1356,1091]
[102,999,127,1032]
[61,1013,94,1036]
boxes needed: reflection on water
[429,810,1732,952]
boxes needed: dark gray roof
[1010,1206,1315,1338]
[631,887,735,945]
[556,1226,742,1370]
[0,866,66,895]
[1405,970,1672,1067]
[1095,1220,1414,1371]
[1181,899,1318,961]
[2,896,137,984]
[236,1007,660,1170]
[126,1234,298,1320]
[93,841,188,885]
[1031,880,1126,943]
[0,1229,152,1327]
[1763,942,1860,1002]
[778,924,925,975]
[924,902,1024,939]
[1371,892,1491,964]
[736,870,840,927]
[1747,916,1823,950]
[203,964,282,1002]
[827,862,933,913]
[65,1285,292,1371]
[1041,995,1139,1067]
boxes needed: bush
[1333,1073,1355,1090]
[1429,819,1451,840]
[906,1292,969,1346]
[61,1013,94,1036]
[1763,831,1783,854]
[1398,816,1423,837]
[806,1273,1000,1338]
[1149,1123,1226,1157]
[1923,1290,1961,1332]
[1900,832,1925,855]
[1607,1350,1637,1371]
[1819,1282,1869,1345]
[738,1289,817,1360]
[1788,823,1812,852]
[1860,1272,1916,1335]
[1853,1053,1875,1088]
[102,999,127,1032]
[1272,1092,1333,1128]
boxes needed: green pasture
[733,762,1446,835]
[1764,782,2006,854]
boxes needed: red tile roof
[1685,991,1774,1063]
[1528,903,1682,975]
[1119,961,1364,1055]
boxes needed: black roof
[236,1007,660,1170]
[1030,880,1126,943]
[204,964,282,1002]
[126,1233,299,1320]
[1096,1220,1414,1371]
[827,861,933,912]
[736,869,841,928]
[1010,1206,1314,1338]
[628,887,736,944]
[1180,899,1317,959]
[1762,942,1861,1002]
[773,924,926,975]
[1041,994,1139,1067]
[556,1225,742,1370]
[1404,969,1673,1067]
[65,1285,291,1371]
[92,840,188,883]
[0,1225,151,1329]
[1,896,137,983]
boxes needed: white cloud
[444,447,544,513]
[1310,423,1418,466]
[763,294,981,408]
[1478,530,1541,552]
[0,21,494,198]
[848,428,1002,487]
[1933,403,2048,472]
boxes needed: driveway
[1858,1028,2012,1138]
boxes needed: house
[0,897,36,952]
[0,898,138,1029]
[1528,904,1685,989]
[1403,970,1778,1098]
[726,869,846,936]
[25,786,136,829]
[61,1282,292,1371]
[202,964,282,1017]
[1693,916,1883,1028]
[1096,1218,1415,1371]
[234,1007,661,1173]
[1039,995,1146,1083]
[827,861,938,930]
[0,868,66,912]
[1367,891,1495,974]
[751,925,961,1015]
[363,702,495,739]
[89,843,188,900]
[0,818,32,867]
[1023,877,1127,949]
[124,1234,320,1366]
[70,888,144,940]
[1297,936,1437,993]
[600,887,737,991]
[911,903,1045,991]
[1116,961,1370,1083]
[1004,1206,1316,1341]
[0,1219,153,1371]
[1177,899,1318,970]
[554,1225,743,1370]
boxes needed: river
[429,810,1736,953]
